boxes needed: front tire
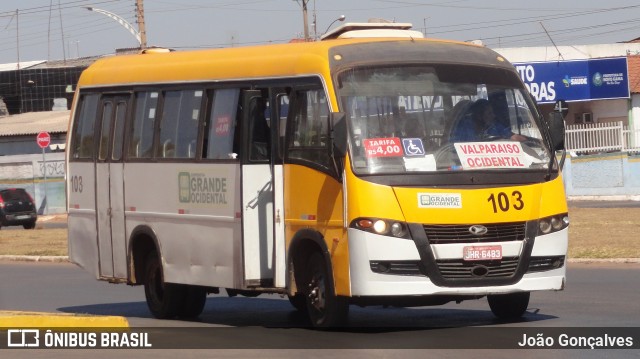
[488,292,530,319]
[287,293,307,312]
[143,251,185,319]
[305,252,349,327]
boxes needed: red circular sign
[37,131,51,149]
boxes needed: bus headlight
[539,220,552,234]
[351,218,410,239]
[538,213,569,236]
[373,220,388,234]
[390,222,406,237]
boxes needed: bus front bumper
[347,228,568,297]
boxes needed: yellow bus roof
[77,37,486,88]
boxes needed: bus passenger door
[240,89,285,288]
[95,95,129,279]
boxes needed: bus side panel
[123,163,240,288]
[67,162,99,278]
[284,164,349,296]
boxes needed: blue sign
[512,58,629,103]
[402,138,426,156]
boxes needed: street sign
[554,100,569,118]
[37,131,51,149]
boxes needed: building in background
[496,42,640,151]
[0,57,97,115]
[0,111,69,215]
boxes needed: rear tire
[179,286,207,319]
[488,292,530,319]
[143,251,185,319]
[304,252,349,328]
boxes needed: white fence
[565,121,640,154]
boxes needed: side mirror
[330,112,347,157]
[547,111,565,152]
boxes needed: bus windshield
[337,64,552,175]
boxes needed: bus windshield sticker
[454,141,531,170]
[401,138,425,157]
[418,193,462,209]
[404,154,436,172]
[363,137,403,158]
[215,115,231,136]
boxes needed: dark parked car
[0,188,37,229]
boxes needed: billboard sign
[513,57,629,104]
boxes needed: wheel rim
[308,269,326,312]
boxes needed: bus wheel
[179,286,207,319]
[305,252,349,327]
[144,251,184,319]
[488,292,530,319]
[287,293,307,312]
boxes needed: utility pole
[58,0,66,63]
[302,0,310,41]
[136,0,147,49]
[16,9,20,70]
[16,9,22,114]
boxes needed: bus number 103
[71,175,83,193]
[487,191,524,213]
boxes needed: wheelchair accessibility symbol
[402,138,426,156]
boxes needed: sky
[1,0,640,64]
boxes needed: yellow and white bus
[66,23,568,327]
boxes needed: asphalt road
[1,260,639,358]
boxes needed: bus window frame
[97,93,132,164]
[72,77,330,167]
[126,89,161,161]
[153,88,205,161]
[69,92,101,162]
[284,84,339,181]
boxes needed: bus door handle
[246,181,272,209]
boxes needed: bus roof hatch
[320,22,424,41]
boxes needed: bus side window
[276,93,290,160]
[157,90,202,159]
[287,88,330,169]
[129,92,158,159]
[71,94,100,160]
[205,88,240,160]
[248,96,270,162]
[98,102,113,161]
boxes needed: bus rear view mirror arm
[330,112,347,157]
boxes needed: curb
[567,258,640,264]
[1,255,639,264]
[0,311,129,329]
[0,255,69,263]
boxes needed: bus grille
[436,257,519,279]
[424,222,526,244]
[370,260,422,276]
[527,256,565,272]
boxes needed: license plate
[463,245,502,261]
[15,215,30,220]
